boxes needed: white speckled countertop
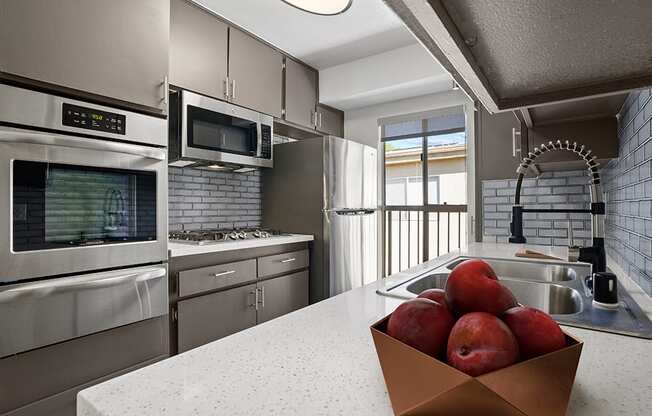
[78,243,652,416]
[168,234,314,258]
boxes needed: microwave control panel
[62,103,126,135]
[260,124,272,159]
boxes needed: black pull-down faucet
[508,139,606,273]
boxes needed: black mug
[592,272,618,309]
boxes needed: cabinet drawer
[257,249,309,278]
[178,259,256,297]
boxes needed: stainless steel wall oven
[0,83,169,359]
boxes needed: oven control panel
[62,103,126,135]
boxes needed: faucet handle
[568,221,581,262]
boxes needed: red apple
[445,259,517,316]
[502,306,567,359]
[417,288,449,309]
[447,312,519,376]
[387,298,455,358]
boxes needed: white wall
[344,89,471,148]
[319,43,452,110]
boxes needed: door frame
[377,103,476,277]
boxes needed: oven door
[0,126,168,283]
[0,264,168,357]
[180,90,273,168]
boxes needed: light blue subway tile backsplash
[602,88,652,297]
[481,87,652,297]
[482,170,593,249]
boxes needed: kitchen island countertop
[78,242,652,416]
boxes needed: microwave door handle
[0,129,166,161]
[256,122,263,157]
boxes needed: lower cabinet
[177,283,257,353]
[258,271,309,323]
[173,247,310,354]
[0,316,167,416]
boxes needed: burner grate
[169,228,286,244]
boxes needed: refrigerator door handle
[328,208,378,216]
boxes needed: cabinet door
[177,284,257,352]
[258,271,309,324]
[477,107,525,180]
[285,58,318,129]
[316,104,344,136]
[170,0,228,100]
[0,0,169,114]
[528,117,618,165]
[228,28,283,118]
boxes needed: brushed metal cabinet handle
[280,258,296,263]
[231,79,236,100]
[212,270,236,278]
[224,77,230,100]
[249,289,258,310]
[258,286,265,308]
[318,112,322,128]
[162,76,169,109]
[512,127,521,158]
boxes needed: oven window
[187,105,257,156]
[12,161,157,251]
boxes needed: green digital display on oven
[91,114,103,121]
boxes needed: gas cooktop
[169,228,288,245]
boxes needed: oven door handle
[0,128,166,161]
[0,266,167,301]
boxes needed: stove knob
[228,231,238,240]
[261,231,270,238]
[238,231,247,239]
[252,230,261,238]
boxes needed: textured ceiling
[441,0,652,100]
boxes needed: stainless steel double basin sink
[378,256,652,339]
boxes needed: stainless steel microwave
[168,89,273,169]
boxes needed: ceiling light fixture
[280,0,353,16]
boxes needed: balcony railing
[382,204,468,277]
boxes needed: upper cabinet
[386,0,652,113]
[285,58,319,128]
[0,0,169,115]
[170,0,228,100]
[316,104,344,137]
[228,28,283,118]
[284,59,344,135]
[476,108,524,181]
[169,1,282,118]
